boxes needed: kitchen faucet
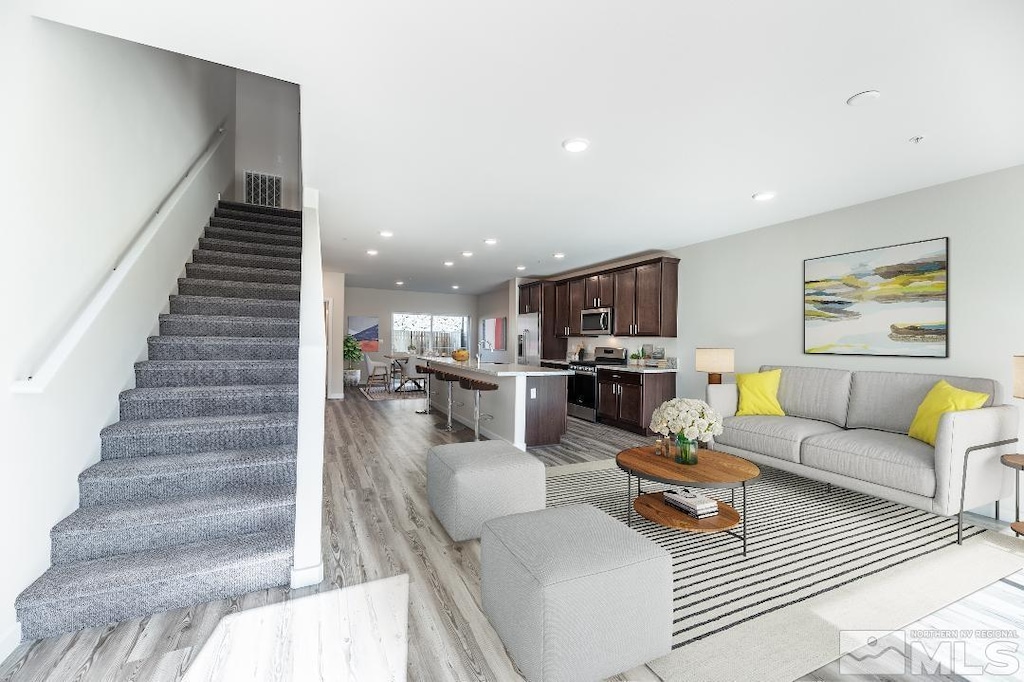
[477,339,493,367]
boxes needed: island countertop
[419,357,572,377]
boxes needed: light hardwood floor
[3,391,1020,681]
[0,391,654,681]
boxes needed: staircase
[16,200,305,640]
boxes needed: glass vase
[676,435,699,465]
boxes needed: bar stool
[459,376,498,441]
[434,372,464,432]
[415,365,436,415]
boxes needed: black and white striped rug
[546,463,984,650]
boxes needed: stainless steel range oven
[566,346,627,421]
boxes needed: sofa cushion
[801,429,936,497]
[718,416,842,463]
[736,369,785,416]
[847,371,996,435]
[761,366,852,427]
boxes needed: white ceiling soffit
[32,0,1024,294]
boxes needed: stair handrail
[10,119,229,395]
[291,187,326,588]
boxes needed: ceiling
[33,0,1024,295]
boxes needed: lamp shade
[695,348,735,374]
[1015,355,1024,399]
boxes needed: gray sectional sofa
[708,366,1018,523]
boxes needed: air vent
[243,171,283,208]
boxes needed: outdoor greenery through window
[392,314,470,355]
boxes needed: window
[392,313,470,354]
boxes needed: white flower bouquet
[649,398,724,443]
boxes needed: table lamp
[695,348,734,385]
[1015,355,1023,399]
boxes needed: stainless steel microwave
[580,307,613,335]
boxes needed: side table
[1001,454,1024,537]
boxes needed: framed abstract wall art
[804,238,948,357]
[348,315,380,352]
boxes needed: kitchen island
[420,358,572,449]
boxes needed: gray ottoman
[427,440,545,542]
[481,504,672,682]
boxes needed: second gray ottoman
[481,504,672,682]
[427,440,545,542]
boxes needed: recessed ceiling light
[462,251,473,257]
[444,261,454,267]
[395,281,404,286]
[366,249,379,255]
[561,138,590,153]
[846,90,881,106]
[751,191,776,202]
[516,265,527,271]
[379,231,394,238]
[484,238,498,246]
[553,252,566,259]
[452,285,460,290]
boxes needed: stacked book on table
[663,488,719,519]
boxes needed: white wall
[671,164,1024,424]
[0,16,236,657]
[343,287,479,359]
[323,271,346,398]
[234,70,301,210]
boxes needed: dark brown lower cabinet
[596,370,676,436]
[525,375,568,446]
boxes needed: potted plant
[343,334,364,386]
[629,351,644,366]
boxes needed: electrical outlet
[530,387,537,399]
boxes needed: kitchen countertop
[605,366,677,374]
[420,357,572,377]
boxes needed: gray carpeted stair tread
[80,447,296,500]
[177,277,300,301]
[209,216,301,236]
[119,383,298,419]
[158,313,299,338]
[100,411,298,438]
[204,226,300,247]
[198,237,301,259]
[169,295,300,319]
[100,410,297,458]
[214,208,301,228]
[185,262,301,285]
[134,359,298,388]
[147,335,299,361]
[16,530,293,640]
[50,485,295,564]
[192,248,301,272]
[79,448,296,506]
[217,200,302,220]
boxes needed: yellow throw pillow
[908,380,989,446]
[736,369,786,417]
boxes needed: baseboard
[0,620,22,662]
[327,392,346,400]
[290,562,324,589]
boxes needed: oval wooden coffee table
[616,446,760,555]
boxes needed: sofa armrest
[932,404,1019,516]
[707,384,738,418]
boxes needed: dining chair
[363,354,391,392]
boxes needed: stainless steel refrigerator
[516,313,540,365]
